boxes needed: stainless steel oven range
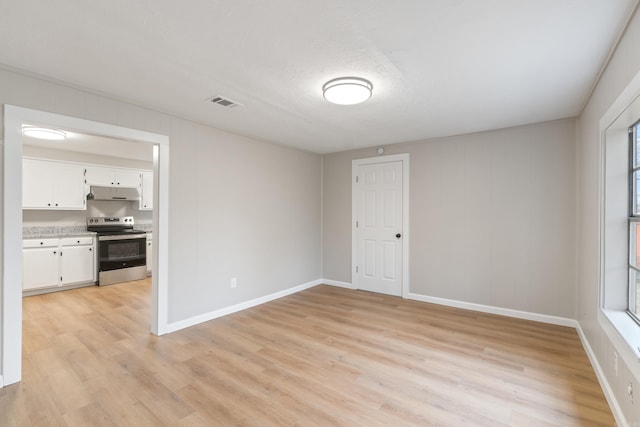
[87,216,147,286]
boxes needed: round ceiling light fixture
[322,77,373,105]
[22,126,67,140]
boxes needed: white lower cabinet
[60,237,95,285]
[22,239,60,291]
[146,233,153,274]
[23,236,96,292]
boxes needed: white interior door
[354,159,404,296]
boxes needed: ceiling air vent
[208,95,243,109]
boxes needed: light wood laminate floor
[1,279,614,426]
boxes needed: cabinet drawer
[23,238,58,248]
[60,237,94,246]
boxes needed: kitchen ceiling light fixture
[22,126,67,140]
[322,77,373,105]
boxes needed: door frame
[2,105,170,387]
[352,153,410,297]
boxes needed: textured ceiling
[1,1,637,153]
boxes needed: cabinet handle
[40,242,43,245]
[47,203,51,206]
[89,248,92,252]
[77,240,80,243]
[53,251,57,254]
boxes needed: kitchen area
[21,128,154,296]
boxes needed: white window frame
[628,121,640,322]
[599,72,640,367]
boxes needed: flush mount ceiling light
[22,126,67,140]
[322,77,373,105]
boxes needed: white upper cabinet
[140,171,153,210]
[86,165,141,188]
[23,158,86,210]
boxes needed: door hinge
[356,175,359,183]
[356,220,358,228]
[356,266,359,273]
[60,276,63,282]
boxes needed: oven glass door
[98,237,147,271]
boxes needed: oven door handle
[98,234,149,241]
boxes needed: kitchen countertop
[22,226,97,239]
[136,223,153,232]
[23,223,153,238]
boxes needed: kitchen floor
[1,279,615,426]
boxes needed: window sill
[600,309,640,363]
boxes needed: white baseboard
[406,292,578,328]
[576,324,628,427]
[0,374,3,388]
[165,279,323,333]
[322,279,355,289]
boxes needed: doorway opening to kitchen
[2,105,170,387]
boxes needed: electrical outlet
[231,277,237,288]
[628,381,634,404]
[613,351,618,376]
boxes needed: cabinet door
[23,247,60,290]
[61,245,95,285]
[140,172,153,210]
[23,159,86,210]
[23,159,54,208]
[85,165,114,186]
[85,166,141,188]
[115,170,142,188]
[146,238,153,273]
[54,163,86,209]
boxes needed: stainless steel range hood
[87,186,140,201]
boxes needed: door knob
[396,233,402,238]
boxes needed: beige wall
[323,119,577,318]
[577,5,640,425]
[0,69,322,327]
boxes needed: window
[600,74,640,360]
[629,121,640,321]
